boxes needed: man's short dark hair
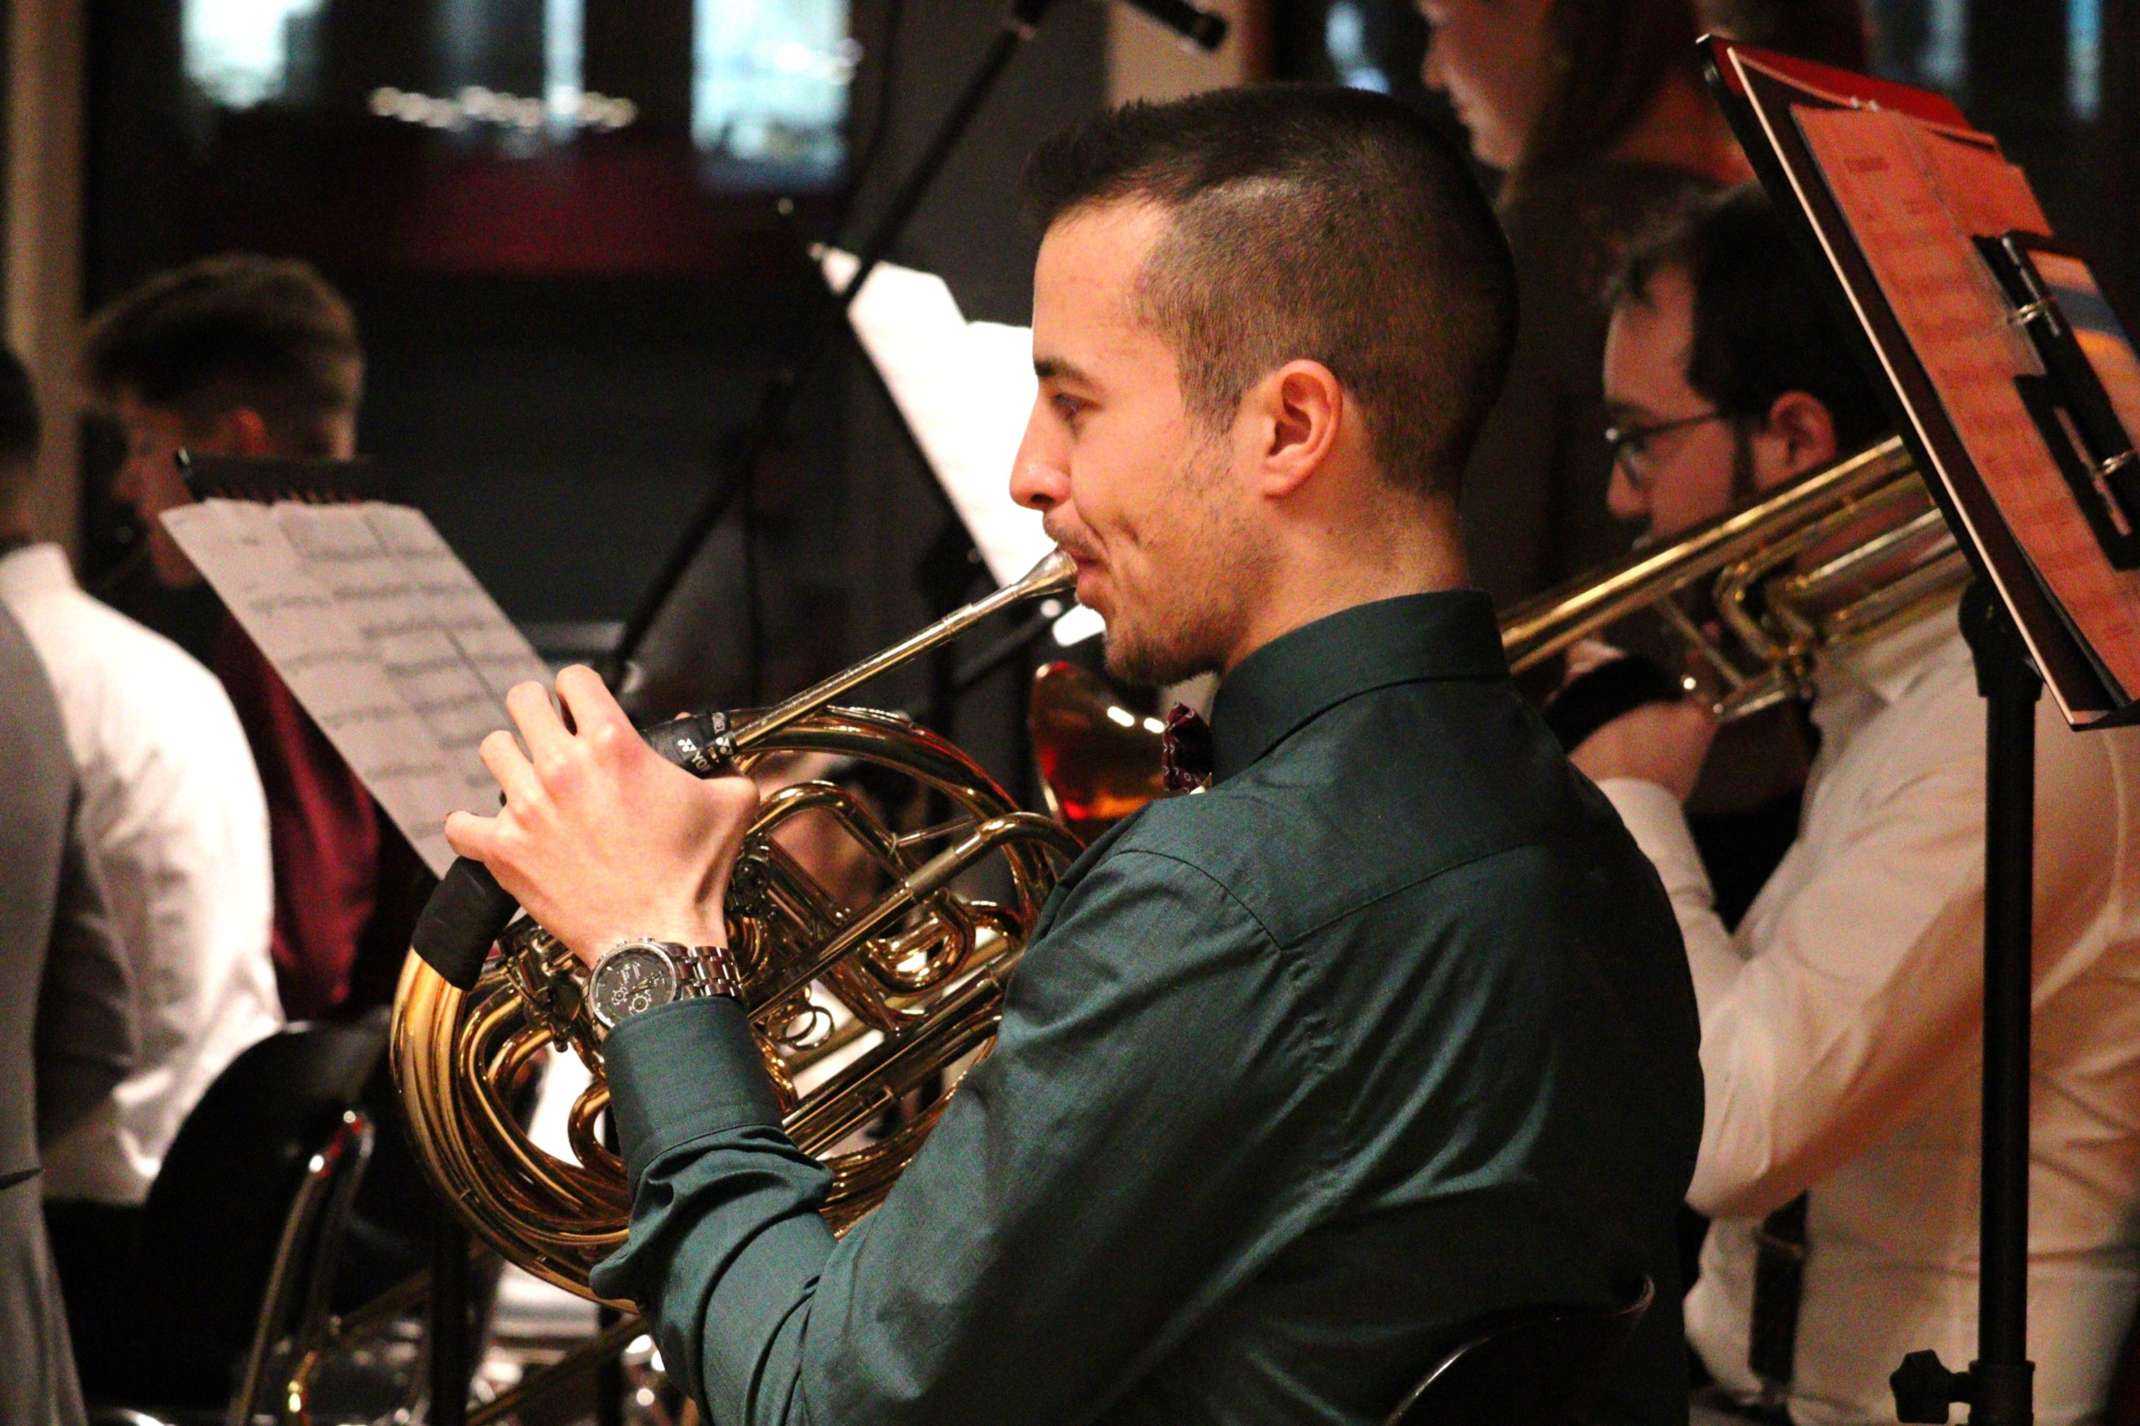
[1610,184,1890,451]
[81,254,362,457]
[0,350,38,501]
[1022,84,1516,500]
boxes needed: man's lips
[1054,547,1105,606]
[1046,529,1100,571]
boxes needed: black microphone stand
[607,0,1064,697]
[1891,579,2040,1425]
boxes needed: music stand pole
[1893,580,2039,1425]
[430,1215,472,1426]
[608,0,1062,688]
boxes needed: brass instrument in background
[1502,435,1963,717]
[1025,436,1964,849]
[392,551,1085,1329]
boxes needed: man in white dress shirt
[1569,187,2140,1425]
[0,349,282,1387]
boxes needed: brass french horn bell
[1028,661,1172,845]
[392,551,1086,1306]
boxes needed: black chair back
[1385,1277,1654,1426]
[124,1017,387,1405]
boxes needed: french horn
[392,550,1085,1310]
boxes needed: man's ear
[1762,390,1839,479]
[205,406,276,459]
[1253,360,1344,498]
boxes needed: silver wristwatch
[586,938,741,1035]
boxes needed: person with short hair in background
[81,255,428,1022]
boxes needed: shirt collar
[1209,590,1506,783]
[0,542,78,599]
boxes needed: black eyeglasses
[1603,410,1730,487]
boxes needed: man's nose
[1009,409,1067,513]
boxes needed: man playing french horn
[448,85,1705,1425]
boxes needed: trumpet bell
[1028,661,1174,846]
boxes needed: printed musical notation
[162,498,554,876]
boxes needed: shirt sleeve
[1598,705,2125,1220]
[36,793,136,1146]
[593,848,1331,1426]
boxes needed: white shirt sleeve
[15,570,282,1203]
[1599,687,2131,1224]
[1598,762,1976,1219]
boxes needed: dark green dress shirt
[596,591,1703,1425]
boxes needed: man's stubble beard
[1099,436,1268,687]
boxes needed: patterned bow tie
[1161,704,1214,792]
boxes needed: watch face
[591,945,681,1029]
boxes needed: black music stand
[1704,38,2140,1426]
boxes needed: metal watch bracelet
[674,940,743,1002]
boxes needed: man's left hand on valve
[443,665,760,969]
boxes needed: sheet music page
[1912,126,2049,239]
[360,503,551,700]
[162,499,470,873]
[1796,104,2140,700]
[819,249,1104,645]
[271,503,505,819]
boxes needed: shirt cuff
[603,996,786,1192]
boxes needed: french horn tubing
[391,550,1085,1308]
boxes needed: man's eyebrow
[1033,355,1091,385]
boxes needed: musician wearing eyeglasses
[1570,185,2140,1425]
[450,86,1705,1426]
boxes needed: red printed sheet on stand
[1718,44,2140,724]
